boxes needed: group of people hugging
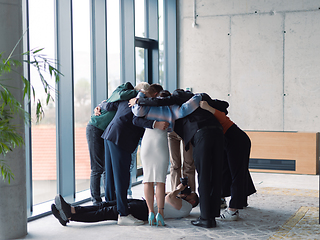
[51,82,256,229]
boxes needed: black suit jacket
[100,100,153,153]
[138,90,229,114]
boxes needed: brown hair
[188,192,199,208]
[159,90,171,97]
[147,83,163,96]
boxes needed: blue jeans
[104,140,131,216]
[128,139,141,196]
[86,124,105,204]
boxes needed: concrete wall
[0,0,27,239]
[177,0,320,132]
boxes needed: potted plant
[0,37,61,183]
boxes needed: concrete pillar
[0,1,27,239]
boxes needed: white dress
[140,128,169,183]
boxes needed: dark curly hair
[159,90,171,97]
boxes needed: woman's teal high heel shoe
[148,212,155,226]
[155,213,165,226]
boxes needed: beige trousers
[168,131,196,191]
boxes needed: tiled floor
[17,172,319,240]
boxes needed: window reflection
[73,0,92,193]
[29,0,56,205]
[107,0,120,97]
[135,47,145,84]
[134,46,146,171]
[135,0,145,38]
[158,0,164,86]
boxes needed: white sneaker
[220,209,239,221]
[117,214,144,226]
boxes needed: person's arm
[132,116,154,129]
[93,99,114,116]
[153,121,169,130]
[131,92,152,117]
[137,95,177,106]
[128,97,138,107]
[129,95,175,107]
[132,116,169,131]
[199,100,216,115]
[200,100,230,124]
[200,101,234,134]
[98,100,120,112]
[94,83,135,115]
[165,183,187,210]
[200,93,229,115]
[174,94,202,119]
[94,106,102,116]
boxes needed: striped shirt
[132,92,202,132]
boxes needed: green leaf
[49,65,53,76]
[35,100,44,122]
[12,59,22,67]
[0,160,15,184]
[46,93,51,105]
[32,48,44,54]
[21,76,30,99]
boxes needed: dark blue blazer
[100,100,153,153]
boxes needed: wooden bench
[245,131,319,175]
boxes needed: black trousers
[192,127,224,220]
[221,124,256,209]
[71,199,148,223]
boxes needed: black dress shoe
[51,204,68,226]
[191,217,214,228]
[55,194,72,221]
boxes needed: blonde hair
[134,82,150,91]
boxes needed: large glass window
[134,46,145,172]
[158,0,164,86]
[134,1,147,175]
[133,0,161,174]
[135,47,145,84]
[135,0,146,86]
[73,0,92,194]
[107,0,120,97]
[25,0,174,220]
[135,0,145,38]
[28,0,56,205]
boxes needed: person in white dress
[130,86,201,226]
